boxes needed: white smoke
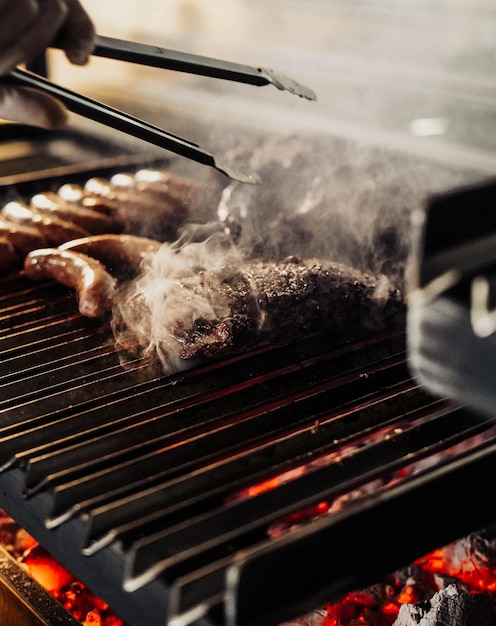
[112,233,248,372]
[111,131,477,373]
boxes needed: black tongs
[8,35,316,183]
[92,35,316,101]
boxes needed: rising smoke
[112,132,477,373]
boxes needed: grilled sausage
[112,170,191,213]
[0,237,21,273]
[30,192,122,234]
[84,177,163,211]
[59,234,161,280]
[132,168,218,225]
[133,168,200,203]
[84,177,124,202]
[0,219,48,256]
[84,177,188,241]
[2,201,89,245]
[57,183,118,215]
[110,172,185,206]
[24,248,117,318]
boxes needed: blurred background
[35,0,496,291]
[48,0,496,172]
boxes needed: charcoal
[442,526,496,571]
[393,584,496,626]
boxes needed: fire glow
[230,425,496,625]
[0,509,125,626]
[21,546,125,626]
[1,416,496,626]
[275,526,496,626]
[318,533,496,626]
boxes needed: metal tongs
[8,35,316,183]
[92,35,316,100]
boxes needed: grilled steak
[114,252,404,370]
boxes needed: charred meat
[114,249,404,370]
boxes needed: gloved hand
[0,0,95,129]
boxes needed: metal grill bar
[170,414,496,623]
[81,386,434,549]
[125,406,493,588]
[0,270,493,626]
[24,354,407,492]
[226,437,496,626]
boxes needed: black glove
[0,0,95,128]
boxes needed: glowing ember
[20,545,125,626]
[21,547,74,593]
[0,509,125,625]
[414,530,496,595]
[282,529,496,626]
[269,502,330,538]
[230,425,496,625]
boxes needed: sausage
[108,173,137,190]
[133,168,200,203]
[84,177,123,202]
[110,172,182,205]
[1,201,90,245]
[132,168,217,225]
[24,248,117,318]
[83,177,156,226]
[0,237,21,273]
[59,234,161,280]
[84,177,187,241]
[111,170,191,217]
[57,183,117,216]
[56,183,85,203]
[84,177,161,211]
[0,219,48,256]
[30,192,122,234]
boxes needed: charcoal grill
[0,0,493,620]
[1,214,496,626]
[0,137,496,626]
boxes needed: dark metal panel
[0,466,201,626]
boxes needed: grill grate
[1,271,495,626]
